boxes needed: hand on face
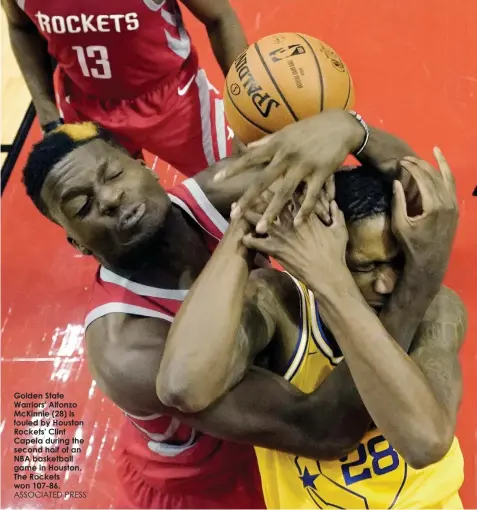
[242,194,354,294]
[215,110,363,233]
[392,147,458,285]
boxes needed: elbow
[156,371,212,414]
[404,425,454,470]
[156,360,235,414]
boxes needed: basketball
[224,33,355,144]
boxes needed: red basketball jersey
[85,179,260,493]
[18,0,198,98]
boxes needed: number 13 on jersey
[72,45,112,79]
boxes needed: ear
[67,237,92,256]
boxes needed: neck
[103,206,210,289]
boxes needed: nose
[373,266,399,296]
[98,186,124,215]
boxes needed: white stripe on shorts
[195,69,216,166]
[214,98,227,159]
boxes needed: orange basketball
[224,33,354,144]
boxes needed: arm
[156,218,274,412]
[312,278,466,469]
[356,126,418,177]
[196,114,417,218]
[291,265,442,448]
[408,286,466,427]
[180,0,247,75]
[88,315,364,459]
[355,126,420,203]
[2,0,60,126]
[157,219,433,453]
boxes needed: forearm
[206,10,247,75]
[357,126,417,177]
[293,266,436,457]
[380,267,438,352]
[8,23,59,125]
[179,367,362,460]
[317,286,451,468]
[157,220,252,412]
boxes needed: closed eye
[75,197,93,218]
[354,263,375,273]
[106,168,123,181]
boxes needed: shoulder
[86,313,171,416]
[247,268,299,314]
[421,286,467,331]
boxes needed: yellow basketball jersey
[255,274,464,509]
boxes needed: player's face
[41,139,171,267]
[346,214,404,312]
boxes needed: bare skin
[36,114,464,465]
[161,150,464,469]
[1,0,246,127]
[177,0,247,76]
[2,0,59,126]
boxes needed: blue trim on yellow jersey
[314,300,342,359]
[283,315,303,374]
[389,463,408,508]
[283,273,310,382]
[308,295,343,366]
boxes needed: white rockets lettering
[34,11,140,34]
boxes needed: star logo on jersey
[299,467,319,489]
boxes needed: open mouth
[118,203,146,231]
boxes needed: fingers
[399,159,434,211]
[401,156,435,176]
[329,200,345,226]
[250,190,274,216]
[433,146,455,189]
[294,172,328,227]
[242,234,277,257]
[314,199,331,225]
[278,202,295,229]
[324,175,335,202]
[230,154,290,221]
[255,164,307,233]
[391,180,409,233]
[242,210,263,227]
[214,143,273,182]
[247,133,275,149]
[231,137,247,156]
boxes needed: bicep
[89,317,307,453]
[86,316,169,417]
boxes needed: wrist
[307,268,361,304]
[220,218,251,258]
[41,118,64,135]
[226,217,250,238]
[347,111,369,155]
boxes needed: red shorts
[55,60,232,178]
[114,448,266,509]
